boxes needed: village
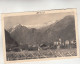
[9,38,76,52]
[6,38,77,61]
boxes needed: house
[70,40,76,48]
[11,47,21,52]
[65,40,70,48]
[28,45,38,51]
[57,38,62,49]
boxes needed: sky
[4,12,74,30]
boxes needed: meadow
[6,48,77,61]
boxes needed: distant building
[71,40,76,44]
[56,38,62,49]
[54,42,58,45]
[58,38,62,45]
[65,40,69,45]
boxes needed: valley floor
[6,48,77,61]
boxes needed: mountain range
[5,15,76,49]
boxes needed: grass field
[6,48,77,61]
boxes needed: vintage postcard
[1,9,79,63]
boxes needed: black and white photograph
[2,9,79,62]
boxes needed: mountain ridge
[6,15,76,46]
